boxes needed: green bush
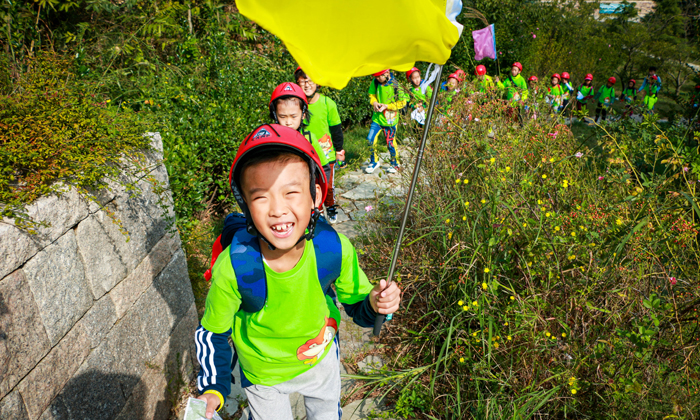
[358,96,700,418]
[0,53,152,229]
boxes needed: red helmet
[295,66,302,72]
[608,77,617,84]
[584,74,593,81]
[651,75,658,82]
[454,69,466,81]
[629,79,636,85]
[552,73,561,80]
[561,72,570,80]
[447,72,460,81]
[512,62,523,71]
[372,69,390,77]
[528,75,538,82]
[476,65,487,76]
[229,124,328,240]
[406,67,420,80]
[269,82,308,122]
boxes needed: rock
[341,397,386,420]
[357,355,384,373]
[25,188,90,247]
[17,322,90,420]
[331,206,351,224]
[79,250,193,403]
[76,215,129,299]
[110,232,181,318]
[23,231,93,346]
[38,394,69,420]
[0,222,39,280]
[337,173,365,190]
[334,221,360,240]
[0,391,29,419]
[0,270,52,400]
[342,184,379,201]
[79,294,118,349]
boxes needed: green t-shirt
[497,74,529,102]
[368,79,409,127]
[307,95,342,160]
[409,85,433,108]
[578,85,594,104]
[548,85,565,107]
[303,129,330,166]
[596,85,616,105]
[201,234,373,387]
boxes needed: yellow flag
[237,0,463,89]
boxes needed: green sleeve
[201,247,243,334]
[326,97,342,127]
[334,234,374,305]
[368,81,377,96]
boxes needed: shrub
[358,94,700,418]
[0,53,152,229]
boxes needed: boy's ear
[313,184,323,209]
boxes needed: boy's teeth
[273,223,291,231]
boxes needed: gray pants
[243,339,342,420]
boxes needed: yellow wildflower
[458,300,464,306]
[507,335,512,340]
[546,212,551,217]
[545,332,551,337]
[562,333,567,338]
[472,301,478,306]
[484,268,490,273]
[542,174,547,179]
[459,357,465,363]
[462,216,467,221]
[446,218,451,224]
[490,157,495,164]
[493,342,500,349]
[455,179,461,184]
[555,226,560,231]
[505,166,511,172]
[571,389,577,395]
[510,296,515,301]
[463,305,468,311]
[571,232,576,237]
[482,282,488,290]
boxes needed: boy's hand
[494,76,500,83]
[196,394,220,419]
[370,279,401,315]
[336,150,346,161]
[373,102,383,112]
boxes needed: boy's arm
[334,234,378,328]
[196,249,243,409]
[195,325,233,410]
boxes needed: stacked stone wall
[0,133,197,420]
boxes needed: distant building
[594,1,655,19]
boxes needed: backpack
[203,212,342,386]
[204,213,342,310]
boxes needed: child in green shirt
[295,67,345,223]
[547,73,565,113]
[366,69,409,174]
[406,67,433,126]
[577,74,594,112]
[495,62,529,103]
[195,124,402,419]
[594,76,617,122]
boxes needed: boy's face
[606,82,614,88]
[375,72,389,84]
[628,81,634,88]
[585,80,591,85]
[511,66,520,77]
[410,72,421,86]
[446,78,458,91]
[296,76,316,97]
[242,158,322,252]
[276,100,303,130]
[551,77,559,85]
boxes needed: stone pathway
[224,152,408,420]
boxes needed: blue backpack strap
[230,228,267,313]
[312,218,342,294]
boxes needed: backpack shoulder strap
[230,227,267,313]
[204,213,248,281]
[312,218,342,294]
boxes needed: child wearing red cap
[594,77,617,122]
[620,79,637,118]
[547,73,566,113]
[560,72,574,113]
[366,70,409,174]
[495,62,529,102]
[406,67,433,126]
[577,74,594,113]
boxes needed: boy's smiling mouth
[270,222,294,238]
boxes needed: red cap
[608,77,617,84]
[229,124,327,214]
[454,69,466,81]
[296,66,302,72]
[512,62,523,71]
[552,73,561,80]
[406,67,420,80]
[629,79,636,84]
[476,65,487,76]
[651,75,658,81]
[561,72,570,79]
[447,72,460,81]
[270,82,307,105]
[584,74,593,81]
[528,75,538,82]
[372,69,390,77]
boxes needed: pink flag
[472,24,497,61]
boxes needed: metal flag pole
[373,64,444,336]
